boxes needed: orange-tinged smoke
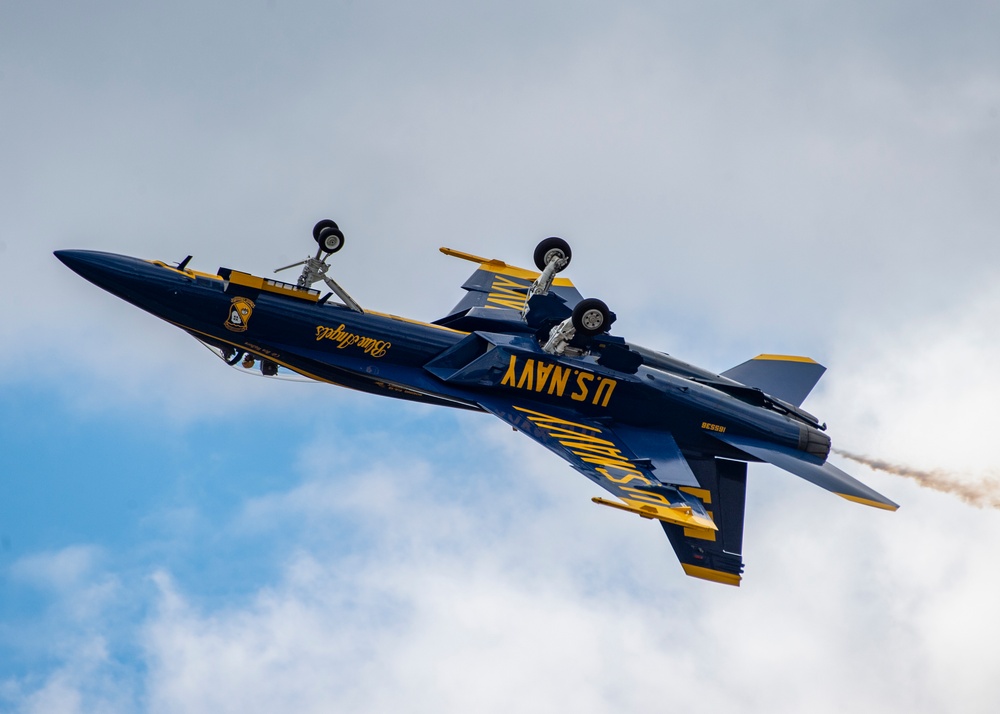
[834,449,1000,509]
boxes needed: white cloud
[2,547,134,714]
[817,280,1000,477]
[142,434,1000,713]
[4,409,1000,712]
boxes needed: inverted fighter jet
[56,221,897,585]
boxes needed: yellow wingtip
[753,353,819,364]
[836,493,900,511]
[682,564,742,586]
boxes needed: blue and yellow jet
[56,221,897,586]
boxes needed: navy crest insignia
[225,297,255,332]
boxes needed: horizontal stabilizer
[716,434,899,511]
[721,354,826,407]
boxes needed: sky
[2,1,999,711]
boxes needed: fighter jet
[56,220,897,585]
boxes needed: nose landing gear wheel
[312,219,345,254]
[572,298,613,336]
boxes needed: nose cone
[54,249,184,315]
[55,249,127,284]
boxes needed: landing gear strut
[522,237,572,318]
[543,298,615,356]
[274,219,363,313]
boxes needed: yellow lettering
[514,406,603,432]
[501,355,518,386]
[534,362,555,392]
[570,371,594,401]
[592,378,617,407]
[560,441,629,461]
[487,295,526,310]
[596,466,651,486]
[622,487,672,506]
[548,366,571,397]
[544,428,616,446]
[679,487,712,505]
[487,276,529,310]
[516,359,535,390]
[492,275,527,290]
[579,453,643,471]
[315,324,391,358]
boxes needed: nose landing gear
[313,219,345,254]
[274,219,363,313]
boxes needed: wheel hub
[543,248,566,266]
[581,309,604,330]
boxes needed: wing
[479,399,753,584]
[434,247,584,330]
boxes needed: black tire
[313,219,345,253]
[261,360,278,377]
[318,226,345,254]
[572,298,613,336]
[533,237,572,272]
[312,219,339,242]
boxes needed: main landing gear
[274,219,363,313]
[521,237,571,319]
[527,237,615,356]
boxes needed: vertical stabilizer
[660,458,747,586]
[721,354,826,407]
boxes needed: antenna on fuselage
[274,219,364,313]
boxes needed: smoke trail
[834,449,1000,509]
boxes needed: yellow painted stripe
[684,509,717,541]
[684,526,717,541]
[836,493,899,511]
[157,321,482,412]
[753,354,818,364]
[262,280,320,302]
[679,487,712,504]
[164,321,355,389]
[682,564,742,586]
[149,260,223,281]
[223,269,264,290]
[490,263,575,287]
